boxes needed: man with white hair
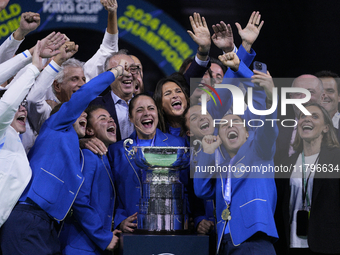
[22,0,120,153]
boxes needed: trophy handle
[193,139,202,157]
[123,138,134,156]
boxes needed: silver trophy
[124,139,190,233]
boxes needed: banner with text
[0,0,196,75]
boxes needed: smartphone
[253,61,267,74]
[296,210,309,236]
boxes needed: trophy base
[133,229,190,235]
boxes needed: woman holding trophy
[107,93,188,233]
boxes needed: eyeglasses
[107,65,141,75]
[19,99,28,109]
[129,65,141,75]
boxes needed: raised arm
[13,12,41,41]
[0,39,46,137]
[251,70,278,159]
[84,0,119,81]
[0,12,40,64]
[185,12,211,94]
[187,12,211,62]
[26,41,78,133]
[0,32,64,87]
[211,21,234,53]
[235,11,264,53]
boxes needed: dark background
[18,0,340,93]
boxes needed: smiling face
[73,112,87,138]
[10,105,27,134]
[86,108,116,147]
[218,115,249,158]
[54,66,86,103]
[298,105,329,144]
[321,77,340,118]
[186,105,214,139]
[130,95,158,139]
[161,82,187,117]
[107,54,135,100]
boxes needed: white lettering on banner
[39,0,103,16]
[56,15,98,23]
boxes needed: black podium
[119,233,209,255]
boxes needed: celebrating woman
[194,71,278,255]
[275,103,340,255]
[108,93,188,232]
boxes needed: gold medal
[221,208,231,221]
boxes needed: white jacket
[0,64,40,226]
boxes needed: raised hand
[218,52,240,72]
[54,41,79,66]
[187,12,211,54]
[235,11,264,53]
[38,32,66,58]
[101,0,118,13]
[212,21,234,53]
[0,0,10,12]
[32,40,44,71]
[14,12,41,40]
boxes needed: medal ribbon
[223,157,235,207]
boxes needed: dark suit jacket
[275,146,340,254]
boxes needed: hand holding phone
[253,61,267,74]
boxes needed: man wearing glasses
[91,50,140,141]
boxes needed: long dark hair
[153,76,190,133]
[292,103,339,152]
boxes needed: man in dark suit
[91,50,136,142]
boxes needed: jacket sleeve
[236,44,256,68]
[26,60,61,133]
[0,50,32,86]
[0,64,40,139]
[185,57,211,97]
[0,33,23,64]
[84,31,119,82]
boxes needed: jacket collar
[128,129,169,145]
